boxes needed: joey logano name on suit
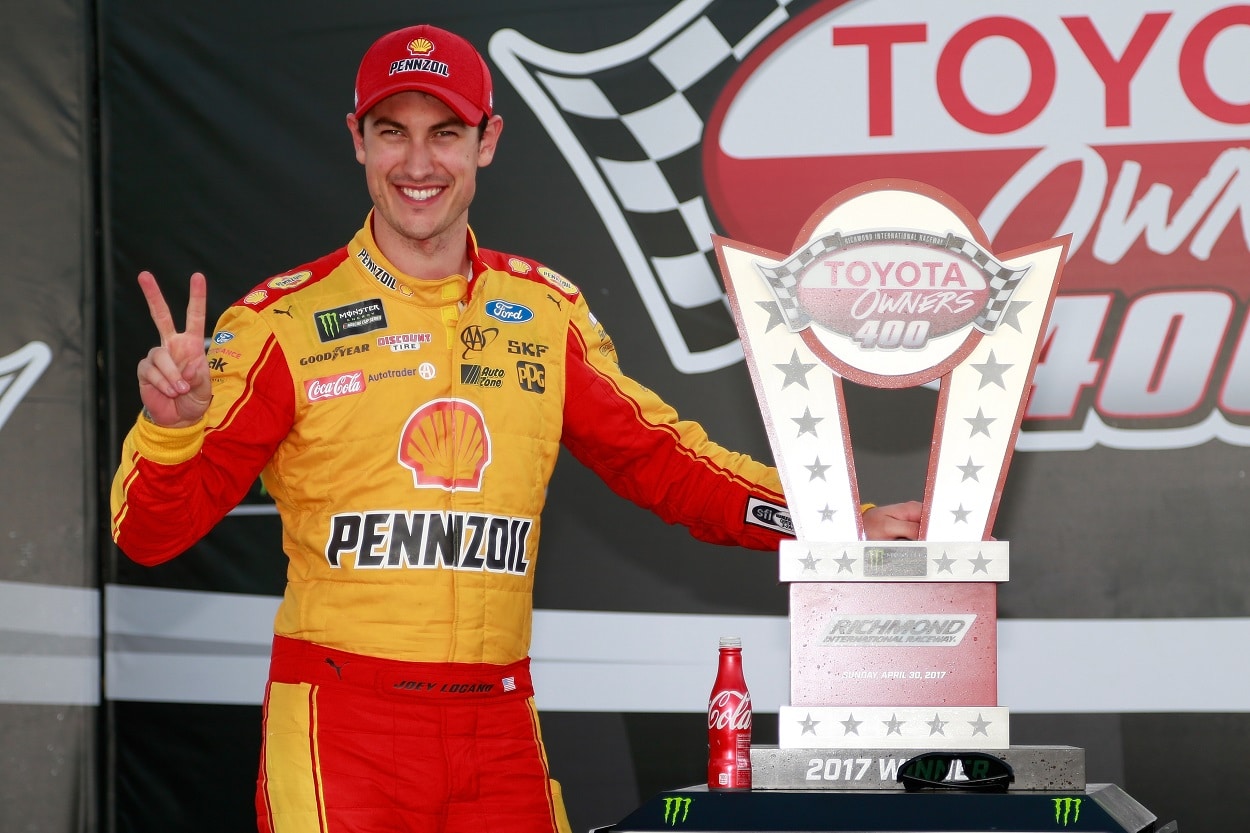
[325,510,532,574]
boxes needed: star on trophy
[714,180,1067,752]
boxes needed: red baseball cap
[353,25,494,125]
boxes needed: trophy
[714,180,1067,756]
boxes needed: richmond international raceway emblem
[490,0,1250,452]
[0,342,52,433]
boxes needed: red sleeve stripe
[112,449,144,529]
[566,325,785,502]
[206,332,285,437]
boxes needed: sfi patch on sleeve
[744,496,793,536]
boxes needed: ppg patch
[314,298,388,343]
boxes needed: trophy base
[750,743,1084,791]
[778,705,1009,749]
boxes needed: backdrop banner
[97,2,1250,832]
[0,0,99,831]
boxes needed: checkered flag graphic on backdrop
[756,230,1030,334]
[490,0,815,374]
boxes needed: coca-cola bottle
[707,635,752,791]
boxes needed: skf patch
[507,340,548,357]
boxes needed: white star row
[779,540,1010,582]
[779,705,1010,750]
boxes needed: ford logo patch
[485,300,534,324]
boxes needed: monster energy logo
[313,298,388,343]
[318,311,341,338]
[1054,797,1082,826]
[864,545,928,577]
[662,796,692,826]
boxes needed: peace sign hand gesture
[136,271,213,428]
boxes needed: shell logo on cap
[407,38,434,57]
[398,398,491,490]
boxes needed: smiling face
[347,90,503,278]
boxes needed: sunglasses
[898,751,1015,793]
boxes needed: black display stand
[593,781,1176,833]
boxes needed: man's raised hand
[135,271,212,427]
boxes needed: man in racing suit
[110,23,921,833]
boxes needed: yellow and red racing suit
[110,214,792,833]
[111,214,790,664]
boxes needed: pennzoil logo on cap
[391,38,449,80]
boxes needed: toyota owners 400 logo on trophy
[714,179,1067,751]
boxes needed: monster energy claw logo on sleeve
[314,298,389,343]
